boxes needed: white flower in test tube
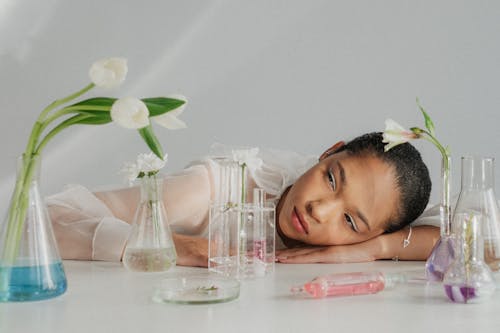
[232,148,263,171]
[382,118,419,152]
[152,95,188,130]
[110,97,150,129]
[89,57,128,89]
[137,152,168,173]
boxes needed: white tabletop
[1,260,499,333]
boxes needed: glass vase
[208,158,242,277]
[239,196,276,279]
[122,174,177,272]
[443,213,495,303]
[0,154,67,302]
[453,156,500,272]
[208,158,275,279]
[426,155,455,281]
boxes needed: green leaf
[57,110,112,125]
[75,113,112,125]
[138,125,164,158]
[62,98,115,115]
[70,97,117,108]
[58,112,111,126]
[142,97,185,117]
[34,113,108,154]
[77,110,112,117]
[416,98,435,136]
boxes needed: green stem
[464,213,473,286]
[421,133,450,165]
[24,122,44,159]
[41,105,110,133]
[35,114,91,155]
[14,83,96,167]
[17,83,96,160]
[420,130,452,236]
[240,164,247,206]
[144,175,161,271]
[239,164,247,267]
[151,175,161,246]
[2,155,39,265]
[2,113,91,265]
[6,121,45,249]
[10,157,39,260]
[38,83,95,122]
[3,83,96,259]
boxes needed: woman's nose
[306,197,343,225]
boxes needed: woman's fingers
[277,248,332,263]
[277,244,377,264]
[276,247,322,260]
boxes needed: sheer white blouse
[47,147,319,262]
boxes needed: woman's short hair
[334,132,431,233]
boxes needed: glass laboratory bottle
[426,155,455,281]
[443,213,495,303]
[454,156,500,271]
[0,154,67,301]
[123,174,177,272]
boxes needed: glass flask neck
[213,158,242,205]
[460,156,495,191]
[440,155,452,236]
[139,175,163,202]
[17,154,41,182]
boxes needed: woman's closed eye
[328,168,358,232]
[345,213,358,232]
[327,167,336,190]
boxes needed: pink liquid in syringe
[303,279,385,298]
[292,272,388,298]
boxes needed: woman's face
[278,150,400,246]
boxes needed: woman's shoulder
[186,143,317,196]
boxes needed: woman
[47,132,440,267]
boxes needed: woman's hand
[276,237,383,264]
[275,225,440,264]
[172,233,209,267]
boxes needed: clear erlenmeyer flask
[443,212,495,303]
[122,174,176,272]
[453,156,500,272]
[0,154,67,301]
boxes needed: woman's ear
[319,141,345,160]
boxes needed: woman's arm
[48,164,213,263]
[378,225,440,260]
[172,233,209,267]
[276,225,440,263]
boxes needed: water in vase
[0,262,67,302]
[123,247,176,272]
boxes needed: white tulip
[152,95,188,130]
[382,119,419,152]
[137,152,168,173]
[111,97,150,129]
[89,57,128,89]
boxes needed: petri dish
[152,275,240,304]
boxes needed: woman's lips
[291,207,309,234]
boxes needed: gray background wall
[1,0,499,217]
